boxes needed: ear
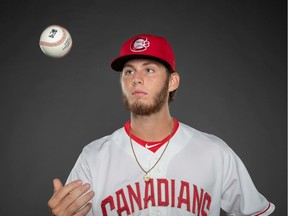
[169,72,180,92]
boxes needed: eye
[146,68,154,73]
[123,69,134,76]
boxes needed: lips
[132,90,147,96]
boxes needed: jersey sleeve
[221,147,275,215]
[66,150,94,216]
[66,150,92,184]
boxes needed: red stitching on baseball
[39,26,67,47]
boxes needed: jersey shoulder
[179,122,232,153]
[81,127,126,156]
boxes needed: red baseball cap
[111,34,176,72]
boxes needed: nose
[132,79,143,86]
[131,73,143,86]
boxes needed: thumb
[53,178,63,194]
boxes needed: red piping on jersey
[124,118,179,152]
[254,202,271,216]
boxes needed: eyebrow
[123,60,161,69]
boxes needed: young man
[48,34,275,215]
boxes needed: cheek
[152,78,166,90]
[120,80,130,94]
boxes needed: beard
[122,77,169,116]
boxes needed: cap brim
[111,54,172,72]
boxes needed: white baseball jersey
[66,119,275,215]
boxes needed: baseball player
[48,34,275,216]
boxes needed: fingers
[49,179,82,207]
[48,179,95,216]
[68,192,94,216]
[53,178,63,194]
[74,203,93,216]
[59,183,92,211]
[55,188,94,216]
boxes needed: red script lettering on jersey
[101,178,212,215]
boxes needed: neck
[130,106,174,141]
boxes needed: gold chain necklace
[129,122,174,182]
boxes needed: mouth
[132,90,147,96]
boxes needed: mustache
[121,82,169,116]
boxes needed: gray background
[0,0,286,215]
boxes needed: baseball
[39,25,72,58]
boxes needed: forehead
[123,58,165,68]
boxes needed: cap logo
[130,37,150,52]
